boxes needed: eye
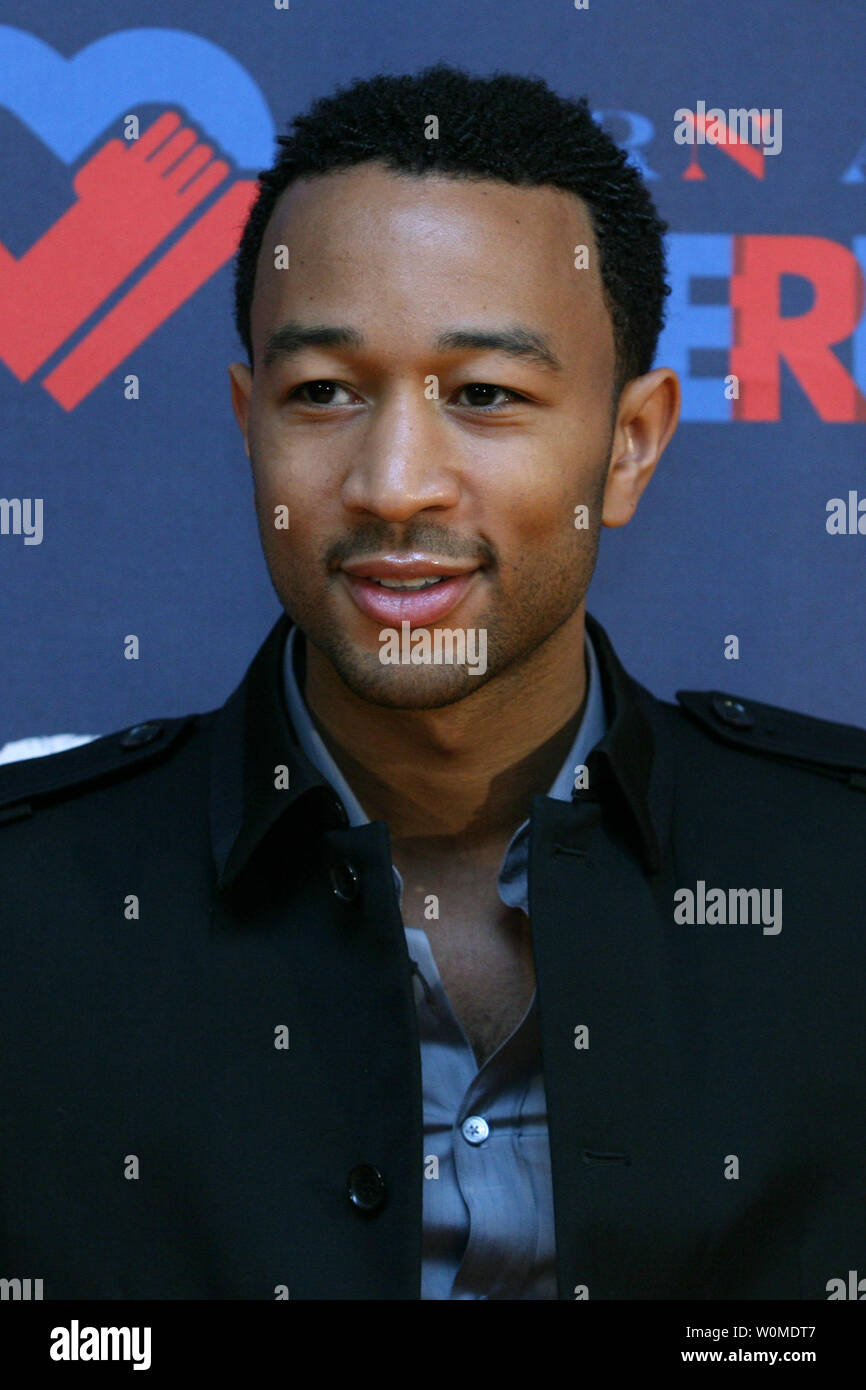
[284,379,526,410]
[455,383,525,410]
[287,380,358,407]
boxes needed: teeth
[373,577,444,590]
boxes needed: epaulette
[0,716,198,826]
[676,691,866,790]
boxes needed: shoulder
[664,687,866,790]
[0,715,204,826]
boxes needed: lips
[341,556,478,580]
[340,570,480,624]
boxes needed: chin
[333,655,494,710]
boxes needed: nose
[340,385,461,521]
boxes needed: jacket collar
[209,610,669,890]
[583,613,669,876]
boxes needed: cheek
[497,478,587,554]
[489,463,606,604]
[249,444,309,529]
[497,428,603,527]
[248,419,340,514]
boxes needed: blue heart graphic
[0,26,274,169]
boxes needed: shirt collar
[209,611,668,890]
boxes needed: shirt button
[347,1164,386,1212]
[462,1115,490,1145]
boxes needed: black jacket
[1,613,865,1300]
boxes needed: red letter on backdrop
[730,235,866,422]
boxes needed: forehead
[250,162,612,361]
[263,159,598,239]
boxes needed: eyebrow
[262,321,563,373]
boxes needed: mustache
[326,525,495,569]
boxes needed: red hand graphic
[0,112,229,380]
[44,178,257,411]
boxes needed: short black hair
[233,63,670,403]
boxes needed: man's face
[230,162,621,709]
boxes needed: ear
[602,368,681,528]
[228,362,253,460]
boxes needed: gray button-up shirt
[283,626,607,1299]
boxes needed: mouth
[339,569,483,625]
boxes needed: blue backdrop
[1,0,864,748]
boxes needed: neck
[302,606,589,849]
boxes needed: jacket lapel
[530,618,680,1298]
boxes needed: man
[2,64,864,1302]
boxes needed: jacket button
[347,1164,386,1213]
[711,695,755,729]
[330,860,360,901]
[119,722,163,748]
